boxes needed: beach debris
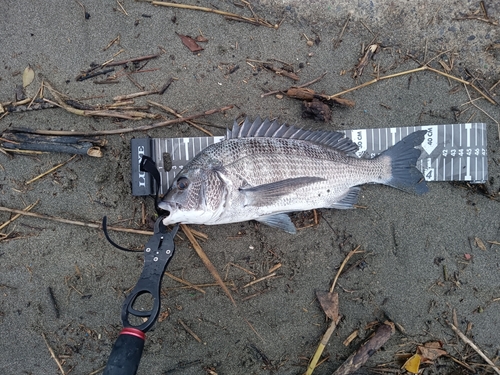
[1,132,105,157]
[3,104,233,137]
[333,321,395,375]
[332,13,351,49]
[76,53,160,81]
[247,59,299,81]
[447,319,500,375]
[453,1,498,25]
[195,34,209,43]
[22,66,35,88]
[353,43,379,78]
[41,332,66,375]
[148,1,277,28]
[301,98,332,121]
[417,341,447,363]
[25,155,78,185]
[47,286,60,319]
[305,247,363,374]
[0,205,157,237]
[178,319,202,343]
[261,73,354,122]
[403,341,447,373]
[180,224,235,305]
[0,201,39,234]
[403,353,421,374]
[176,33,204,53]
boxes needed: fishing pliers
[103,217,179,375]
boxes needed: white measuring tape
[131,123,487,196]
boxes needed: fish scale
[159,118,428,233]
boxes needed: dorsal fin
[226,117,358,153]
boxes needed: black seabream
[158,118,428,233]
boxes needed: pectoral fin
[256,213,296,234]
[240,177,325,207]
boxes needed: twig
[0,206,156,236]
[113,90,157,101]
[164,271,205,294]
[463,84,500,140]
[87,366,106,375]
[326,65,496,105]
[447,320,500,375]
[333,14,351,48]
[104,53,159,67]
[242,272,277,288]
[330,246,363,293]
[41,332,66,375]
[148,101,213,136]
[25,155,77,185]
[261,72,327,98]
[150,1,276,28]
[181,224,235,305]
[158,77,174,95]
[178,319,202,343]
[9,105,233,136]
[0,200,39,231]
[115,0,129,16]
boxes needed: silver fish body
[159,118,428,233]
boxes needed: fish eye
[176,177,190,190]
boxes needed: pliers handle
[103,218,178,375]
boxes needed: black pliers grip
[121,219,178,332]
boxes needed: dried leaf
[176,33,204,53]
[316,290,339,321]
[417,341,447,363]
[158,309,170,322]
[195,35,209,42]
[475,237,487,251]
[403,353,421,374]
[23,66,35,88]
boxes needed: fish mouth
[157,201,173,217]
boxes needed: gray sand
[1,1,499,374]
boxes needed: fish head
[159,166,228,226]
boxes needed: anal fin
[330,187,361,209]
[256,214,296,234]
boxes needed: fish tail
[380,130,428,195]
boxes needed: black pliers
[103,217,179,375]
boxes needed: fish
[158,118,428,233]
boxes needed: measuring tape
[131,123,487,196]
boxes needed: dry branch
[149,1,276,28]
[447,320,500,375]
[332,322,395,375]
[181,224,235,305]
[9,105,233,137]
[326,65,496,105]
[0,206,155,236]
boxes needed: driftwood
[1,131,106,157]
[332,321,395,375]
